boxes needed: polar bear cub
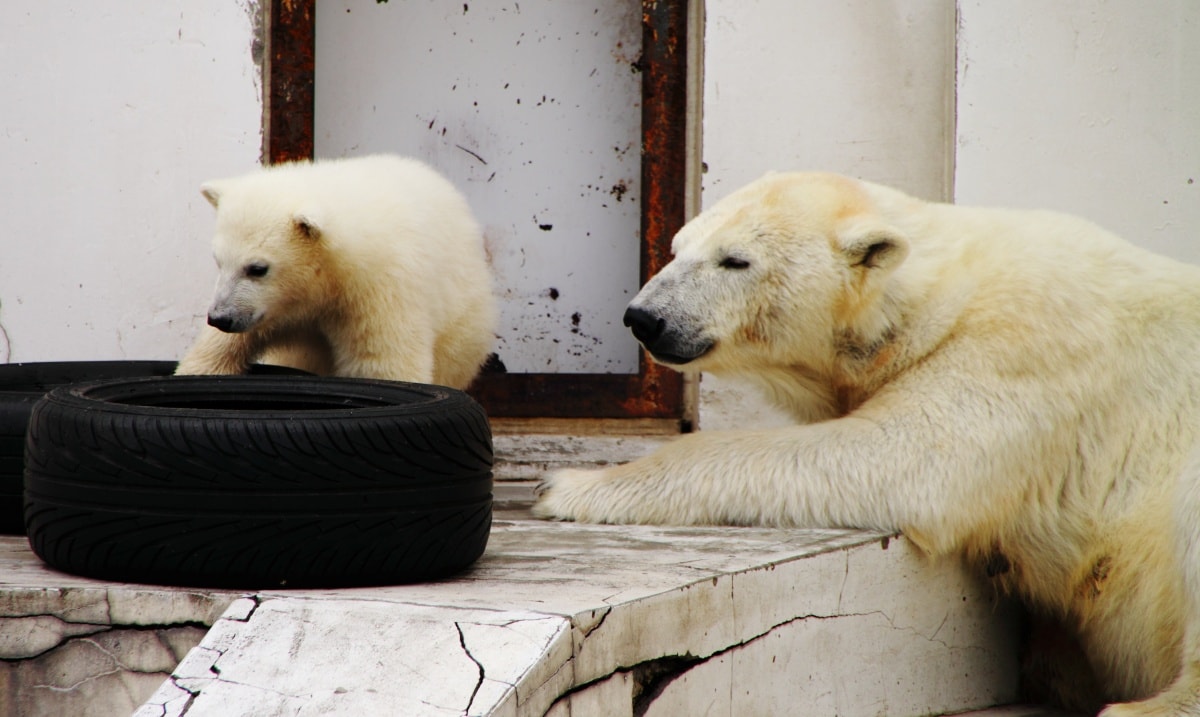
[535,172,1200,716]
[176,155,496,389]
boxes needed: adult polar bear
[535,172,1200,715]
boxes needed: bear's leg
[534,420,934,533]
[175,326,260,375]
[1020,615,1107,715]
[259,328,336,375]
[1099,456,1200,717]
[534,362,1056,546]
[430,321,492,390]
[343,347,435,383]
[328,321,437,383]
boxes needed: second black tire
[24,375,493,588]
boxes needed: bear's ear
[837,226,909,272]
[292,212,322,241]
[199,182,222,208]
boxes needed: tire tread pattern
[0,361,311,535]
[24,376,492,588]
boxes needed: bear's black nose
[207,314,235,333]
[623,306,665,346]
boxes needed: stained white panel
[315,1,643,374]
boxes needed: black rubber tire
[0,361,307,535]
[23,375,493,588]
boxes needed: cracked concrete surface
[0,536,239,716]
[0,610,221,716]
[2,515,1021,716]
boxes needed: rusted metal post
[266,0,314,164]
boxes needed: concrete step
[3,507,1026,716]
[0,434,1098,716]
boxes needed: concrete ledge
[0,510,1020,716]
[0,539,239,716]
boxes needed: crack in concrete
[456,621,486,716]
[873,607,952,649]
[255,593,532,618]
[34,665,174,694]
[599,588,629,605]
[631,654,703,716]
[173,701,198,717]
[576,606,611,639]
[0,297,11,361]
[430,615,562,714]
[160,674,204,716]
[928,609,951,646]
[0,621,111,662]
[548,605,952,714]
[31,632,175,693]
[530,649,576,711]
[1,588,109,626]
[2,619,210,664]
[224,595,262,623]
[166,599,267,715]
[177,671,300,706]
[102,589,116,626]
[836,551,851,612]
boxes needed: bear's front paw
[532,467,609,523]
[533,464,687,525]
[175,353,248,376]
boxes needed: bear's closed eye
[719,256,751,270]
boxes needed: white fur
[535,172,1200,714]
[176,155,496,389]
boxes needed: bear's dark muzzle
[623,305,665,346]
[207,314,237,333]
[623,305,713,365]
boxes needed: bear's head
[198,173,332,335]
[624,172,911,378]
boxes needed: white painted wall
[955,0,1200,263]
[0,2,263,363]
[702,0,957,204]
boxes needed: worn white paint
[955,0,1200,264]
[315,0,644,374]
[0,1,263,364]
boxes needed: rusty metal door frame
[265,0,689,422]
